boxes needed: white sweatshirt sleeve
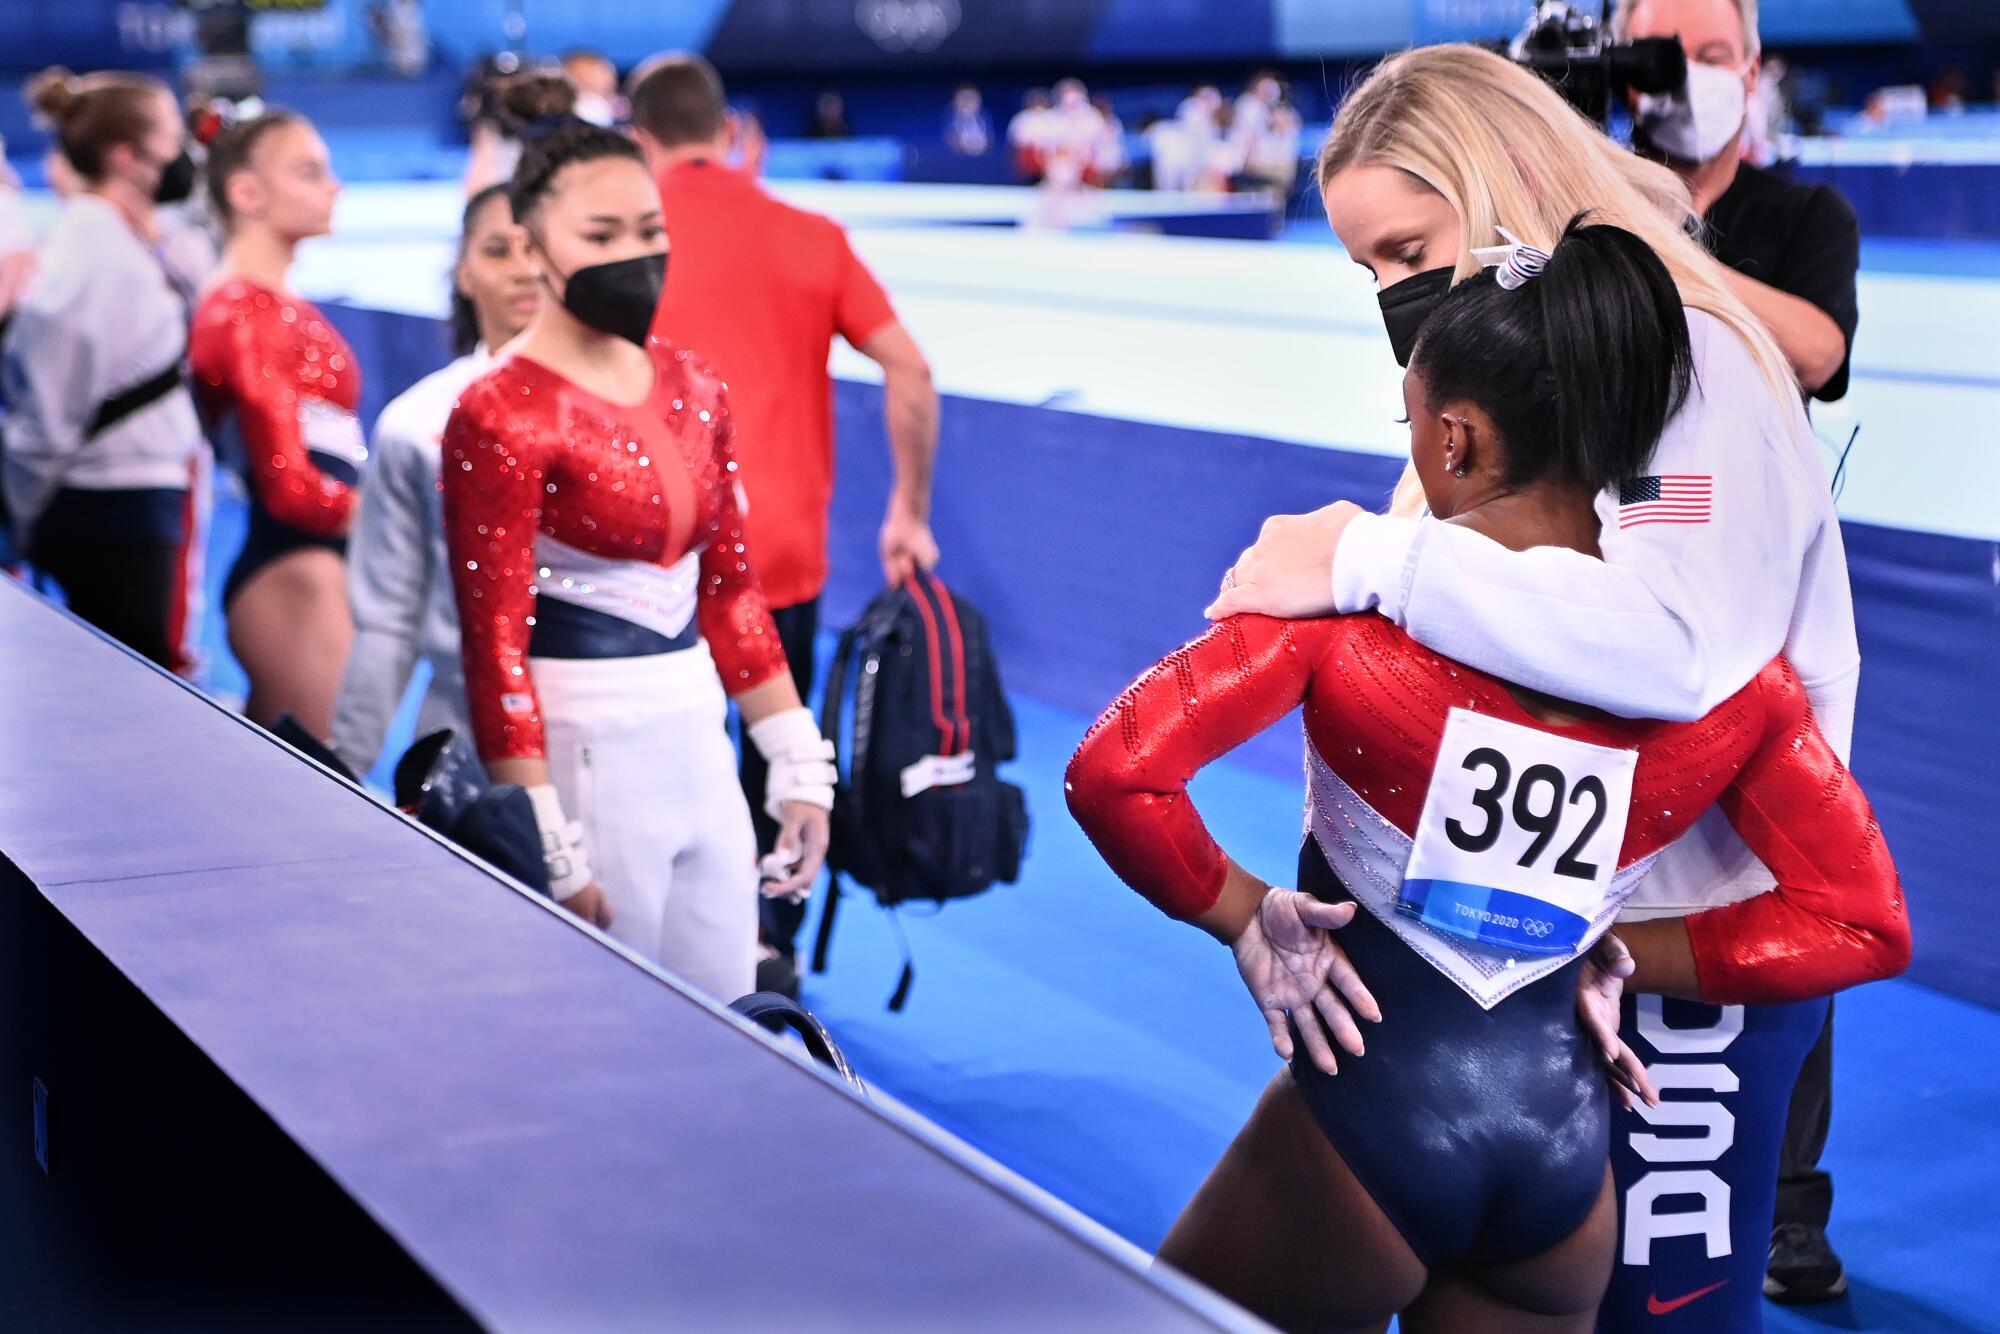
[331,406,435,775]
[1,297,98,534]
[1331,314,1826,722]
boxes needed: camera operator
[1617,0,1859,402]
[1617,0,1864,1307]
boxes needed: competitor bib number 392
[1399,709,1636,957]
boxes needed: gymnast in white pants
[534,649,765,1000]
[440,104,834,1002]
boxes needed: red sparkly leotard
[1066,613,1907,1267]
[1067,613,1906,1005]
[190,279,365,606]
[440,340,788,764]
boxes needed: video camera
[1507,1,1688,125]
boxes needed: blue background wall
[0,0,1932,75]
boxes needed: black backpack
[812,572,1028,1009]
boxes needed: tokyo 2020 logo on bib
[1399,708,1638,958]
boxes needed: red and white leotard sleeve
[1684,660,1908,1003]
[1066,614,1908,1002]
[441,342,787,765]
[190,278,361,535]
[692,385,788,690]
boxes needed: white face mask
[1635,59,1750,163]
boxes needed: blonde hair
[1318,45,1791,513]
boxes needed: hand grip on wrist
[524,783,593,901]
[748,707,836,820]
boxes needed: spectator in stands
[1234,75,1302,196]
[1618,0,1858,402]
[3,68,208,674]
[1929,66,1969,112]
[1615,0,1864,1304]
[1177,84,1224,153]
[628,53,942,997]
[1023,80,1109,225]
[1142,112,1193,193]
[563,49,623,127]
[945,84,993,157]
[1090,95,1127,186]
[1227,71,1282,167]
[1043,80,1105,182]
[808,90,851,139]
[1008,88,1053,182]
[1197,99,1239,193]
[368,0,431,78]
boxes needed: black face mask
[151,147,197,205]
[543,251,668,347]
[1376,265,1454,367]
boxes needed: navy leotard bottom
[1289,835,1609,1268]
[223,504,346,610]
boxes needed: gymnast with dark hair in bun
[1066,218,1908,1334]
[439,85,834,1001]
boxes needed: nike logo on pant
[1647,1279,1729,1315]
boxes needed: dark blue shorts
[1600,994,1827,1333]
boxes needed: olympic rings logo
[1522,918,1555,939]
[855,0,962,52]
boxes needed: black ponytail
[1410,214,1694,492]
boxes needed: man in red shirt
[628,53,941,993]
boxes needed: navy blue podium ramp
[0,579,1260,1333]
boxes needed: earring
[1454,465,1468,478]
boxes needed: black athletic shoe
[755,946,801,1001]
[1765,1222,1849,1303]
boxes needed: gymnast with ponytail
[1066,217,1907,1333]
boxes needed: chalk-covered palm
[1233,888,1381,1076]
[1576,932,1660,1110]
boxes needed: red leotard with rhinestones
[1067,613,1906,1006]
[1067,613,1907,1267]
[191,279,364,607]
[440,340,787,765]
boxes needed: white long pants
[532,645,758,1003]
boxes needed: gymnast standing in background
[191,109,360,736]
[330,184,540,777]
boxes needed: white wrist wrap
[748,707,837,820]
[524,783,593,902]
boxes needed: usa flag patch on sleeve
[1618,474,1713,528]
